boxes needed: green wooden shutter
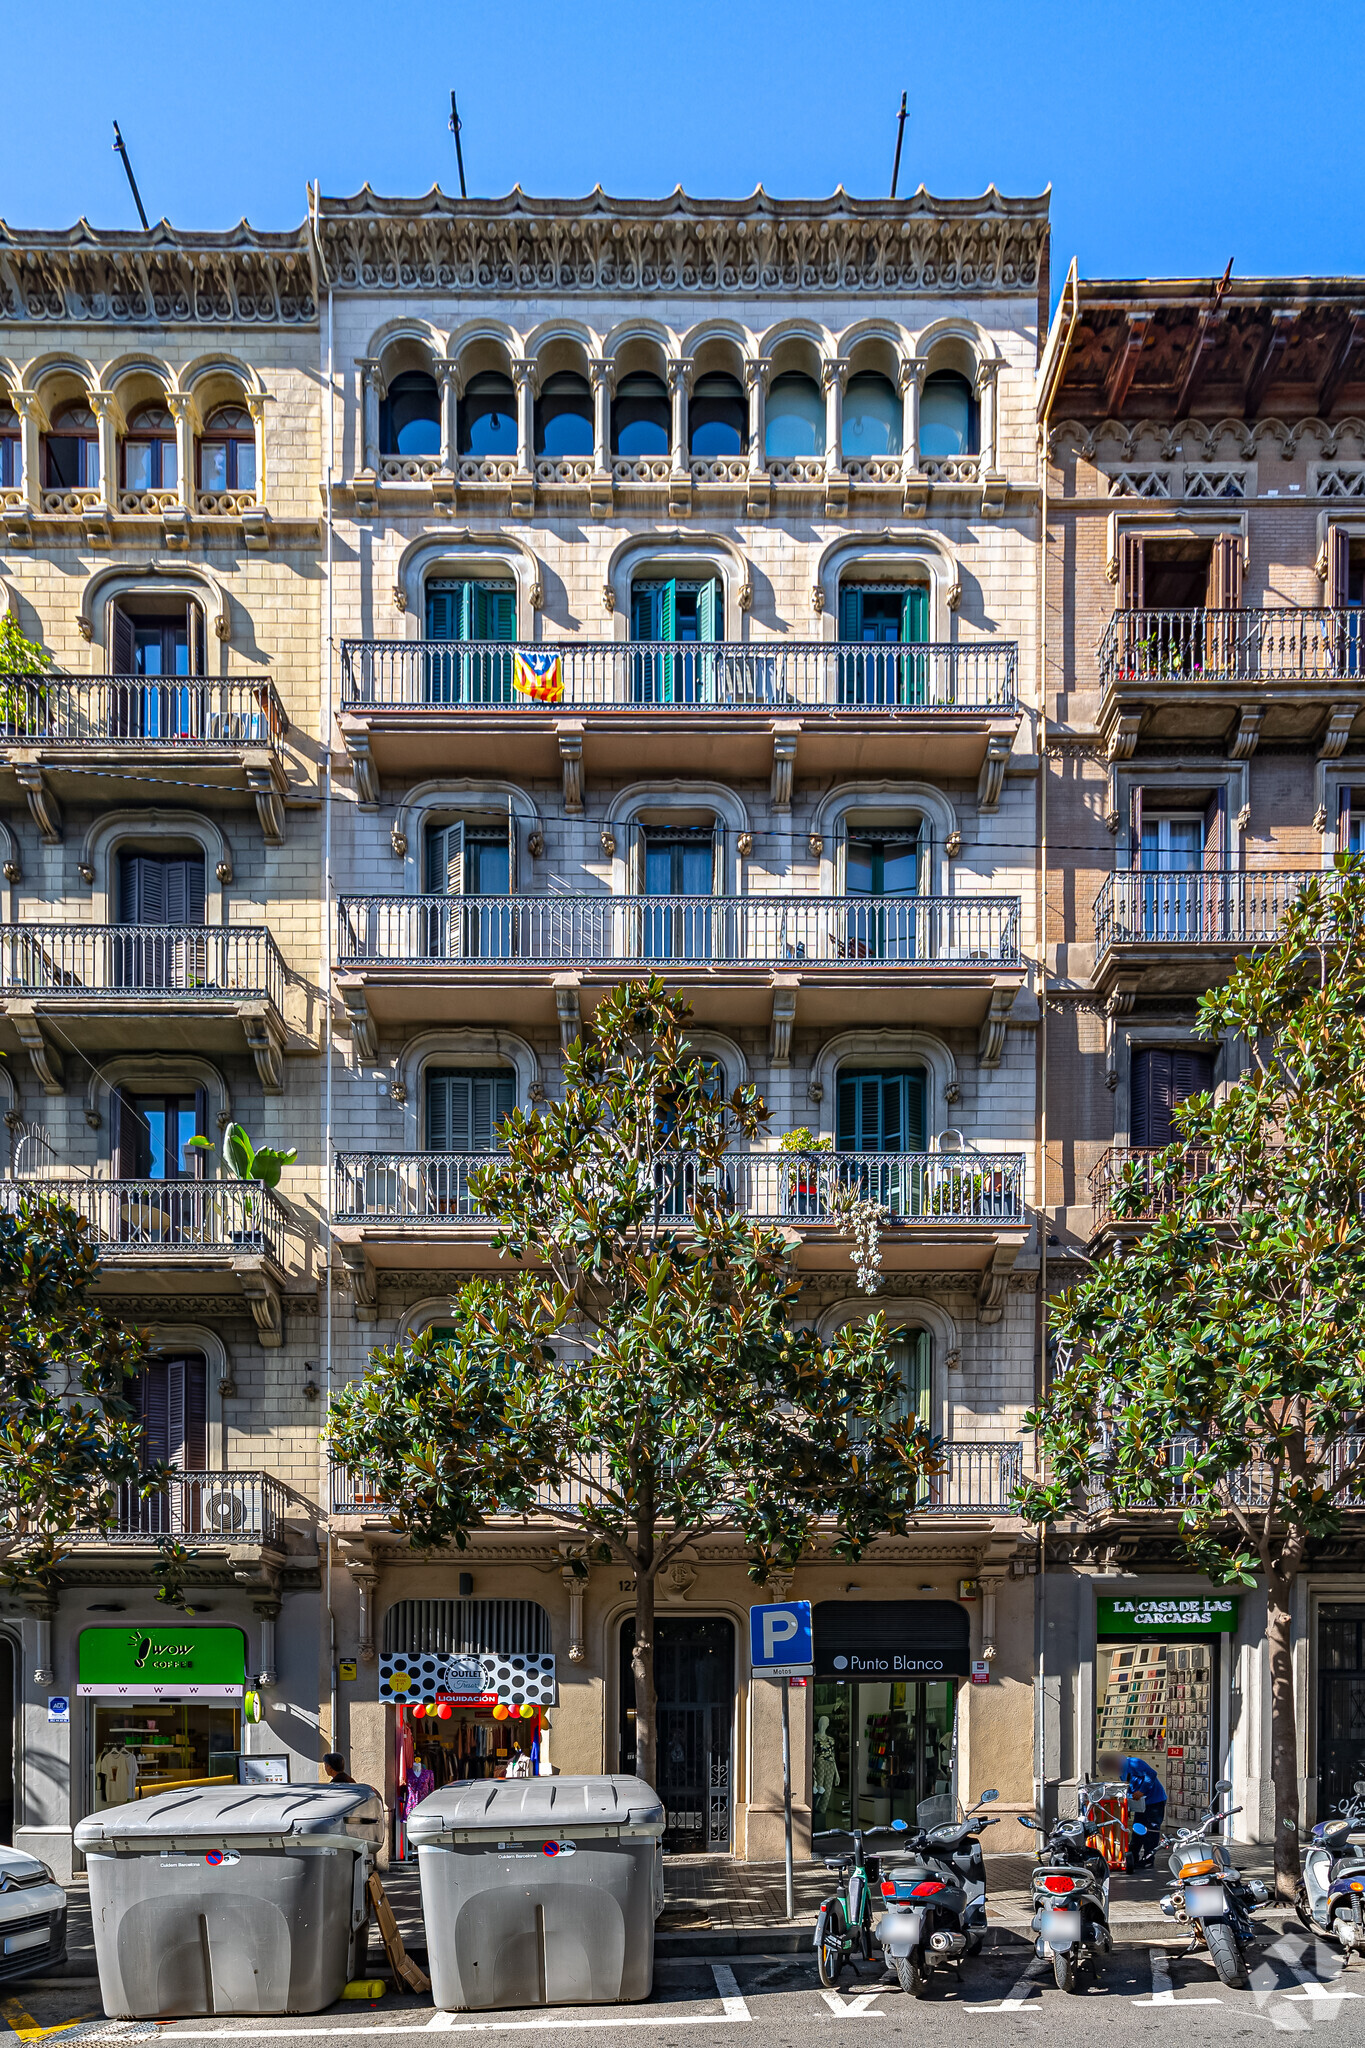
[838,586,862,703]
[426,1071,450,1149]
[630,584,660,640]
[880,1076,903,1150]
[697,578,719,642]
[905,1069,926,1151]
[896,1329,933,1429]
[838,586,861,640]
[659,579,677,642]
[473,583,515,701]
[900,585,929,704]
[837,1074,859,1149]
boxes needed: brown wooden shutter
[1129,782,1145,866]
[1203,788,1228,871]
[140,1360,169,1467]
[111,607,135,674]
[1172,1047,1215,1117]
[1328,524,1352,610]
[1117,531,1146,611]
[182,1357,208,1472]
[1206,534,1243,610]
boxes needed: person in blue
[1097,1749,1167,1869]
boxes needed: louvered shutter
[1328,525,1353,610]
[1132,1048,1177,1147]
[112,607,135,673]
[710,818,726,896]
[1342,787,1354,856]
[477,584,516,641]
[902,585,929,643]
[1129,784,1145,867]
[182,1358,208,1473]
[697,577,720,642]
[838,585,862,640]
[191,603,206,676]
[117,851,140,922]
[426,583,470,640]
[894,1329,933,1428]
[905,1069,926,1151]
[837,1074,859,1149]
[880,1075,903,1151]
[1203,789,1228,870]
[658,579,677,643]
[506,807,519,896]
[1171,1048,1214,1133]
[425,821,464,895]
[165,858,206,926]
[1205,534,1243,610]
[630,584,659,641]
[426,1070,450,1150]
[833,822,848,894]
[141,1361,170,1467]
[1131,1048,1152,1147]
[626,824,645,894]
[1117,531,1146,610]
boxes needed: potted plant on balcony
[778,1126,832,1215]
[0,615,51,739]
[187,1122,296,1245]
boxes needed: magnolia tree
[1,1193,153,1592]
[1022,863,1365,1895]
[327,979,936,1785]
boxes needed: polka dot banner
[379,1650,557,1707]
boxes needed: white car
[0,1843,67,1982]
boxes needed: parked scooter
[1019,1806,1112,1992]
[1160,1779,1268,1988]
[873,1790,1001,1996]
[1298,1780,1365,1960]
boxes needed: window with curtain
[380,372,441,455]
[1131,1046,1215,1148]
[842,373,901,457]
[918,371,978,458]
[612,372,669,456]
[458,373,517,456]
[535,372,593,457]
[198,404,256,492]
[689,373,746,457]
[0,404,19,488]
[641,829,715,962]
[764,373,824,458]
[44,401,100,488]
[122,403,177,493]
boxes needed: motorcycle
[1298,1779,1365,1960]
[873,1789,1000,1996]
[1160,1778,1268,1988]
[1020,1806,1112,1992]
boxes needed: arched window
[199,404,256,493]
[764,372,824,459]
[919,370,979,458]
[0,404,20,489]
[380,371,441,456]
[458,372,516,456]
[842,373,901,458]
[425,1066,515,1151]
[535,371,593,457]
[890,1329,932,1428]
[612,372,669,457]
[836,1068,926,1153]
[44,401,100,489]
[837,583,929,706]
[689,373,746,457]
[122,403,177,493]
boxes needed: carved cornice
[315,186,1049,299]
[0,221,316,325]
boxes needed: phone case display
[1096,1640,1212,1825]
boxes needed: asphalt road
[6,1934,1365,2046]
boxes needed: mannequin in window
[812,1715,840,1829]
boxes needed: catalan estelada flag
[512,652,564,703]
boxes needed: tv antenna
[889,92,908,200]
[449,90,468,199]
[112,120,150,231]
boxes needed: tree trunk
[1267,1567,1303,1898]
[632,1557,658,1790]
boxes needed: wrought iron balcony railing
[1098,608,1365,689]
[1094,870,1317,951]
[331,1440,1026,1518]
[0,924,287,1009]
[60,1470,307,1546]
[0,673,287,751]
[337,894,1021,971]
[334,1149,1027,1226]
[1085,1436,1365,1515]
[340,639,1017,715]
[1089,1146,1214,1229]
[0,1178,289,1265]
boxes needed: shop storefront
[77,1625,246,1809]
[1094,1594,1237,1827]
[811,1601,970,1830]
[379,1599,556,1859]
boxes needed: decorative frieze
[0,223,316,324]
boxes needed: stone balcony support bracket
[1231,705,1265,760]
[238,1002,286,1094]
[232,1256,284,1347]
[1321,705,1358,760]
[8,1000,64,1094]
[556,721,586,815]
[338,981,378,1063]
[11,757,62,844]
[977,1240,1020,1325]
[770,723,801,810]
[337,1238,378,1322]
[770,977,800,1065]
[976,734,1013,812]
[244,752,288,845]
[977,982,1018,1068]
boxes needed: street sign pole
[780,1677,794,1920]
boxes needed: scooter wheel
[1053,1951,1079,1993]
[895,1954,929,1998]
[816,1901,847,1989]
[1205,1922,1249,1990]
[1293,1885,1315,1934]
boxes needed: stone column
[13,393,40,509]
[435,358,460,476]
[822,358,848,473]
[588,358,613,475]
[667,358,691,472]
[512,359,537,475]
[744,359,769,475]
[88,391,118,510]
[976,360,1001,472]
[167,392,195,509]
[900,357,926,472]
[245,393,267,503]
[356,359,384,475]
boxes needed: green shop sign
[78,1626,246,1700]
[1098,1595,1239,1638]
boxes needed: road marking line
[818,1992,885,2017]
[972,1966,1043,2010]
[709,1966,750,2022]
[1130,1944,1222,2006]
[149,2015,753,2041]
[0,2015,107,2047]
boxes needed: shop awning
[812,1600,971,1679]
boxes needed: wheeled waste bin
[73,1782,384,2017]
[407,1774,665,2011]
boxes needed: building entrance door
[619,1616,734,1853]
[1319,1605,1365,1816]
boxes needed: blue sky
[3,0,1360,297]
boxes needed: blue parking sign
[749,1601,813,1677]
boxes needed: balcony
[0,1177,304,1345]
[1095,609,1365,756]
[0,924,292,1094]
[1088,1146,1212,1238]
[331,1440,1027,1522]
[334,892,1024,1048]
[337,638,1019,793]
[1092,868,1314,996]
[0,674,290,842]
[1086,1436,1365,1517]
[63,1470,314,1551]
[331,1147,1029,1290]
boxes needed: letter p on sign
[750,1600,813,1677]
[763,1610,798,1659]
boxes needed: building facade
[1038,274,1365,1838]
[2,179,1048,1873]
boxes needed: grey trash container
[72,1782,384,2018]
[408,1774,664,2011]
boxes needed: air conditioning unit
[202,1484,247,1533]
